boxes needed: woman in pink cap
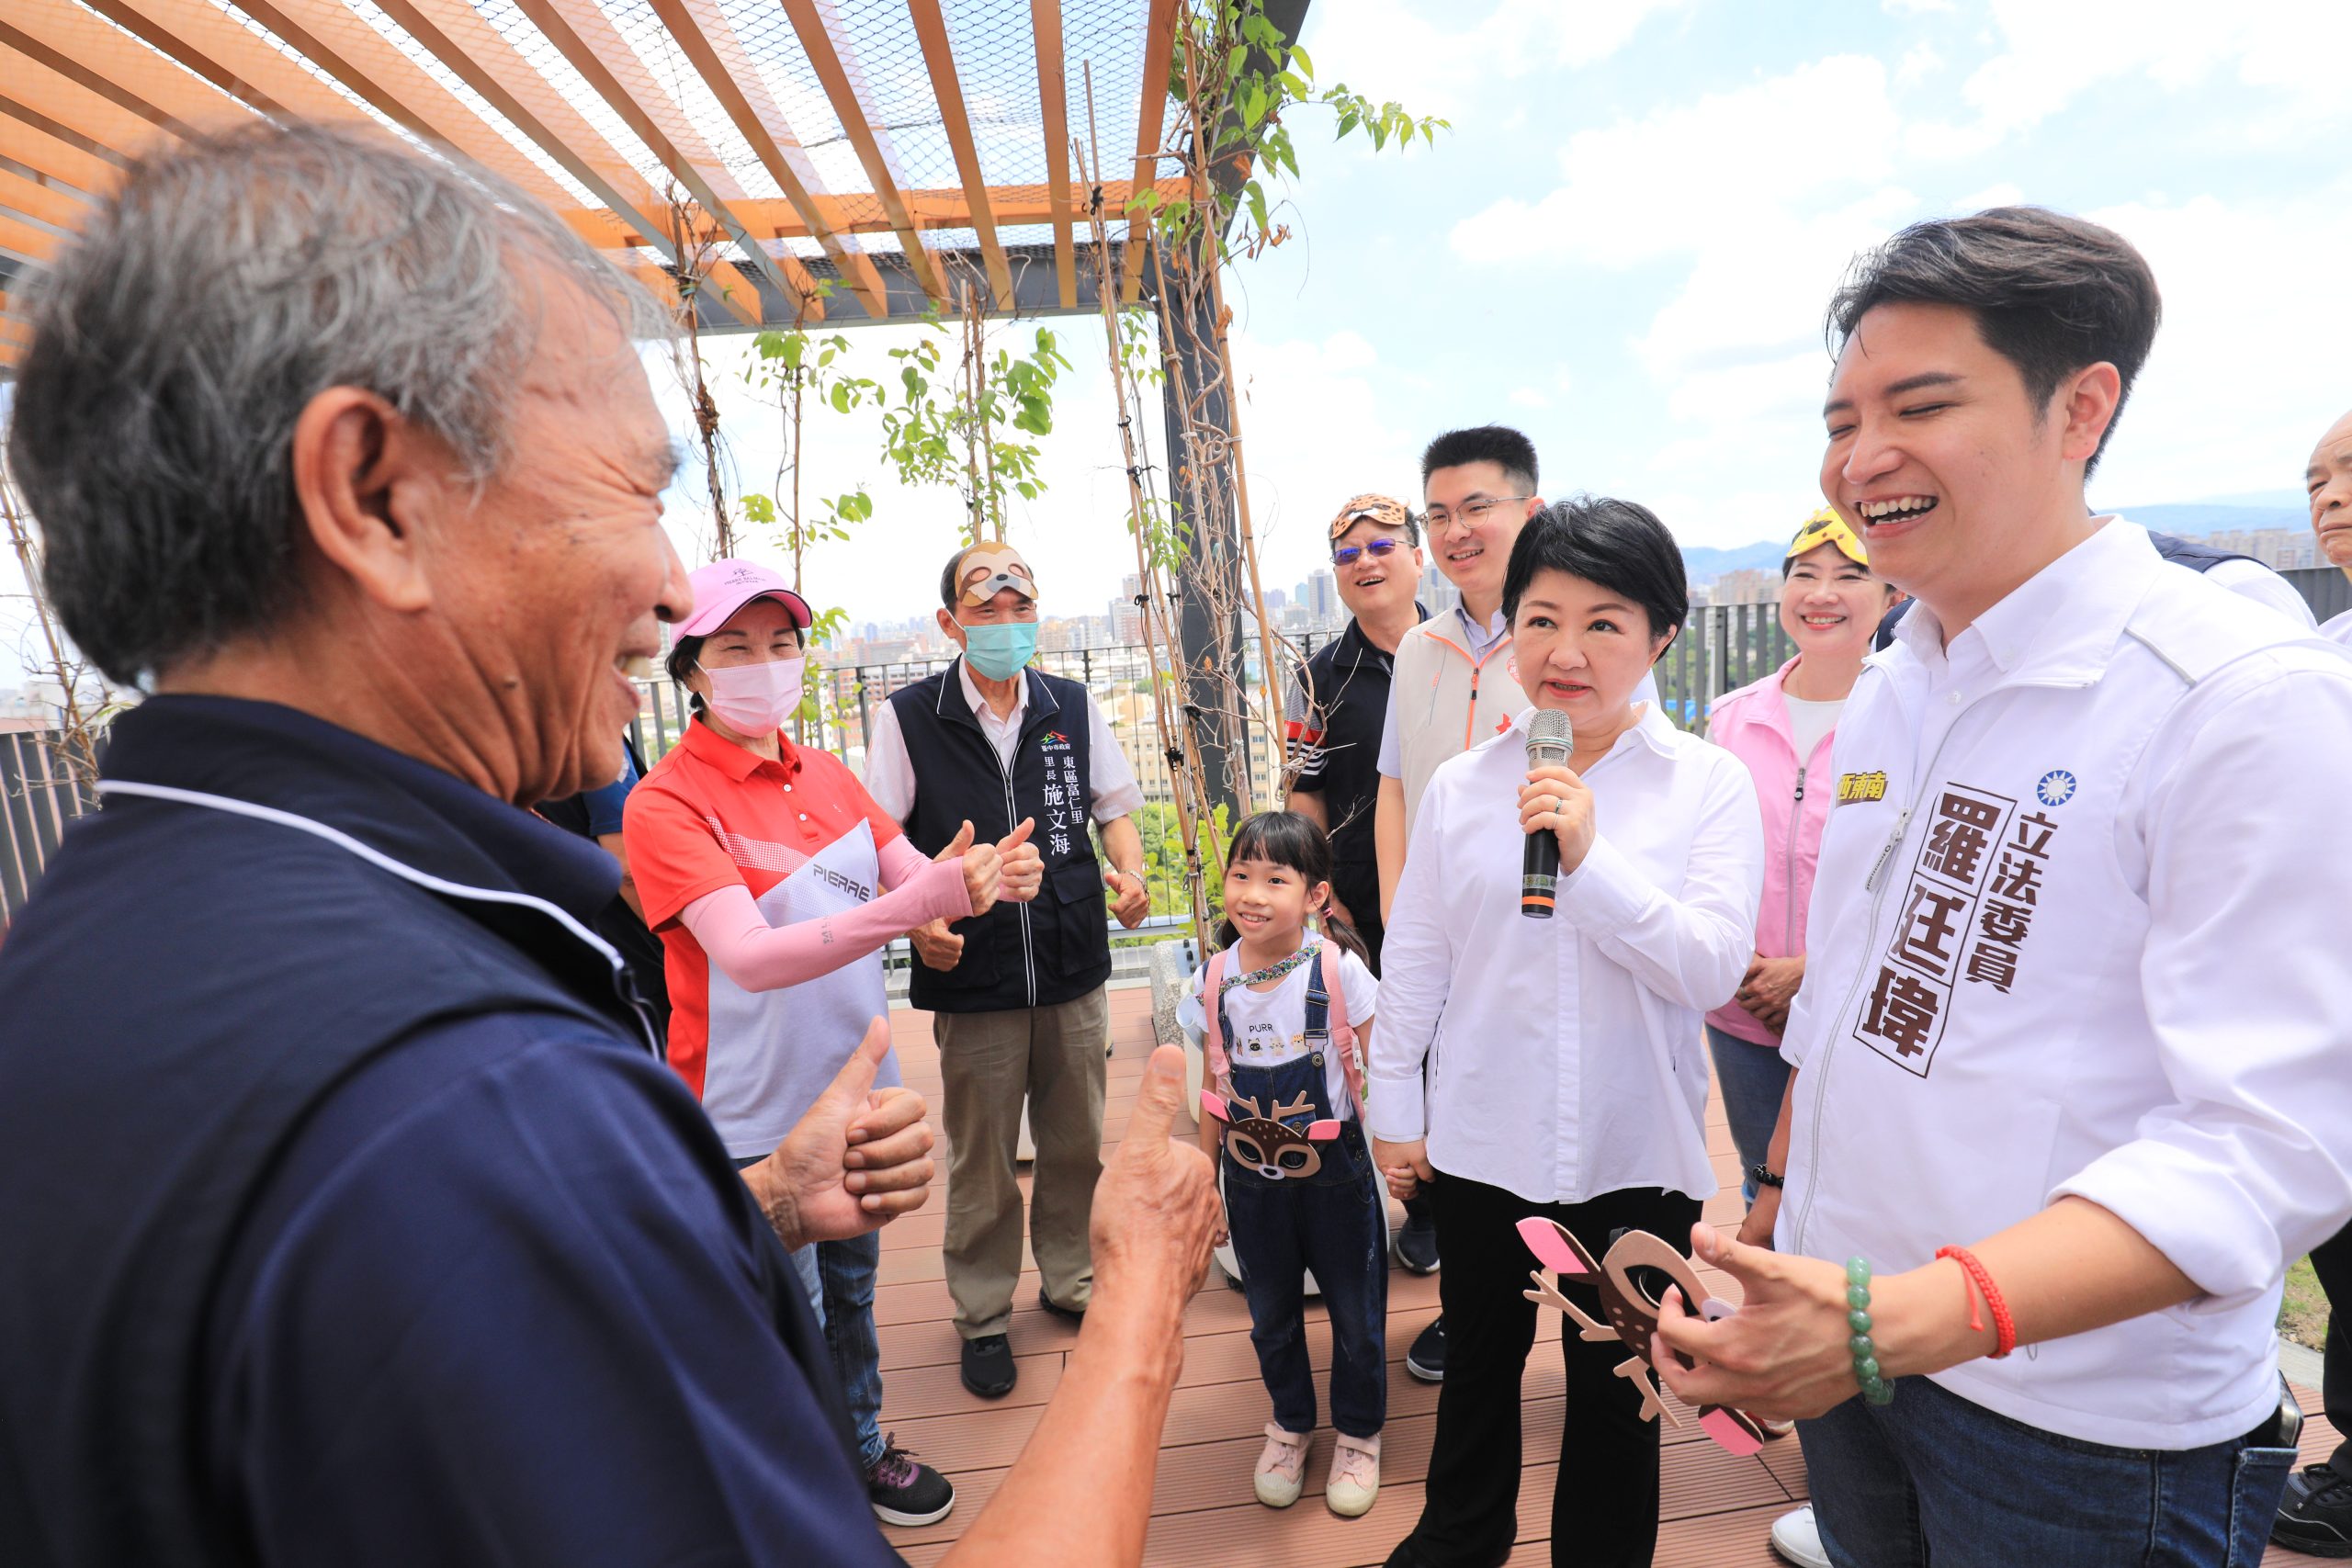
[623,558,1044,1529]
[1703,510,1900,1225]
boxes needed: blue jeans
[1801,1371,2298,1567]
[1704,1023,1790,1203]
[789,1233,886,1472]
[1222,1122,1388,1439]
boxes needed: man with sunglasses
[1286,494,1430,975]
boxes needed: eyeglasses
[1331,538,1407,566]
[1421,495,1532,531]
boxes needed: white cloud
[1907,0,2352,161]
[1450,55,1900,265]
[2082,186,2352,509]
[1883,0,1954,12]
[1510,387,1553,410]
[1632,186,1918,378]
[1305,0,1690,120]
[1893,42,1945,89]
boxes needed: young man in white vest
[1654,206,2352,1567]
[1369,425,1544,1384]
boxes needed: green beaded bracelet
[1845,1258,1894,1405]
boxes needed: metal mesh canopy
[0,0,1193,359]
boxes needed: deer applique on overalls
[1196,942,1365,1180]
[1516,1217,1768,1457]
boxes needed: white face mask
[701,657,805,735]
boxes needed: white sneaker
[1326,1432,1381,1517]
[1252,1424,1308,1508]
[1770,1504,1830,1568]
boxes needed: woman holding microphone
[1370,500,1763,1568]
[625,559,1042,1529]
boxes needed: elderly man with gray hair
[0,122,1218,1568]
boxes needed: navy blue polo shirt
[0,696,898,1567]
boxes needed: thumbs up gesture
[1091,1044,1223,1297]
[996,818,1045,903]
[744,1017,934,1249]
[1105,865,1150,929]
[937,818,1003,918]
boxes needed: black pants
[2315,1222,2352,1478]
[1391,1171,1702,1568]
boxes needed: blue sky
[10,0,2352,681]
[628,0,2352,637]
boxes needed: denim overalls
[1214,959,1388,1441]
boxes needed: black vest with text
[887,662,1112,1013]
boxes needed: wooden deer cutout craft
[1516,1218,1768,1457]
[1200,1089,1342,1180]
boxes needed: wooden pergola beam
[77,0,379,128]
[0,211,62,265]
[1,0,246,141]
[563,177,1183,249]
[776,0,944,303]
[0,165,86,231]
[364,0,763,326]
[1121,0,1179,302]
[906,0,1012,306]
[0,117,119,200]
[229,0,584,216]
[0,40,186,162]
[508,0,821,319]
[1028,0,1076,308]
[646,0,889,321]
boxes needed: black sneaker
[958,1333,1016,1399]
[1394,1211,1440,1275]
[2275,1463,2352,1558]
[1038,1287,1086,1325]
[866,1435,956,1527]
[1405,1315,1445,1382]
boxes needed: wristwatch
[1749,1163,1785,1190]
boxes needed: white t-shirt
[1181,943,1379,1119]
[1780,693,1845,764]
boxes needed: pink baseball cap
[676,558,813,637]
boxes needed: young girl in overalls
[1182,811,1386,1518]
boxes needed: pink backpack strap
[1317,942,1366,1111]
[1201,949,1231,1087]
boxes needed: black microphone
[1521,709,1574,919]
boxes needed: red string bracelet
[1935,1246,2016,1359]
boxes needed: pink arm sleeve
[876,831,934,891]
[678,856,973,993]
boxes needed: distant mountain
[2182,489,2306,510]
[2110,503,2308,536]
[1679,539,1788,580]
[1678,501,2314,590]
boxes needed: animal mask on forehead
[956,544,1040,606]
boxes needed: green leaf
[741,492,776,525]
[1287,41,1313,78]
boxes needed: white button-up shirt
[1780,517,2352,1450]
[862,660,1144,826]
[1370,703,1762,1203]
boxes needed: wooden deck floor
[867,985,2340,1567]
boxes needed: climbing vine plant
[1073,0,1443,940]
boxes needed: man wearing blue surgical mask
[862,542,1151,1401]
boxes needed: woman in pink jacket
[1702,510,1898,1202]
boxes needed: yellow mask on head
[1786,506,1870,569]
